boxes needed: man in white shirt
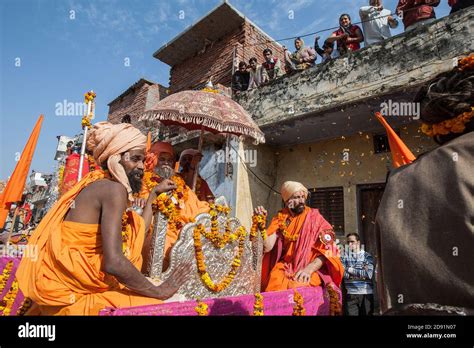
[360,0,399,46]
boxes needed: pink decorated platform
[0,257,27,315]
[100,285,341,316]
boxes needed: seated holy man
[255,181,344,292]
[139,142,210,271]
[16,122,190,315]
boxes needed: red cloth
[262,207,343,291]
[333,25,362,53]
[60,154,89,196]
[396,0,440,29]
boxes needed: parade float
[0,89,342,316]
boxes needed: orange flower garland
[0,279,20,316]
[195,300,209,316]
[292,288,306,316]
[421,107,474,137]
[121,211,132,257]
[250,212,267,241]
[0,261,13,294]
[194,224,246,292]
[277,212,298,242]
[17,297,33,316]
[253,293,264,316]
[199,203,236,248]
[143,171,188,241]
[327,283,342,316]
[421,54,474,138]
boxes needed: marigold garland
[0,261,13,294]
[121,211,132,257]
[421,54,474,138]
[327,283,342,316]
[81,114,92,129]
[253,293,264,316]
[278,212,298,242]
[194,224,246,292]
[84,91,96,104]
[143,171,188,240]
[292,289,306,316]
[421,107,474,137]
[0,278,20,316]
[200,203,236,248]
[250,212,267,241]
[195,300,209,316]
[17,297,33,316]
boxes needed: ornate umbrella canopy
[140,90,265,144]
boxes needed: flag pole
[78,91,95,180]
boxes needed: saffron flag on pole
[375,112,416,168]
[0,115,44,229]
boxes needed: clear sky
[0,0,451,181]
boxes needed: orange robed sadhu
[139,173,209,271]
[16,171,163,315]
[262,206,344,292]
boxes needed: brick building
[154,1,284,93]
[107,78,168,138]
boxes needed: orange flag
[375,112,416,168]
[0,115,44,229]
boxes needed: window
[307,187,345,235]
[121,115,132,124]
[373,130,400,154]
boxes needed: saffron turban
[86,121,147,201]
[280,181,309,202]
[145,142,175,171]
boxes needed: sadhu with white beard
[138,142,210,272]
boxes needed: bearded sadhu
[255,181,344,292]
[138,142,209,272]
[16,122,190,315]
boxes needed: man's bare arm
[100,183,188,300]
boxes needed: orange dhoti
[16,171,163,315]
[262,207,344,292]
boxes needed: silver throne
[143,196,263,299]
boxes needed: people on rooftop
[359,0,399,46]
[284,37,317,72]
[232,61,250,95]
[396,0,440,31]
[314,36,335,63]
[248,57,265,90]
[327,14,364,56]
[262,48,284,83]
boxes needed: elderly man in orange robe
[256,181,344,292]
[16,122,190,315]
[140,142,209,271]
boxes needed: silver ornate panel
[144,196,263,299]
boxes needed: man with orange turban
[16,122,190,315]
[178,149,214,202]
[140,142,210,272]
[256,181,344,292]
